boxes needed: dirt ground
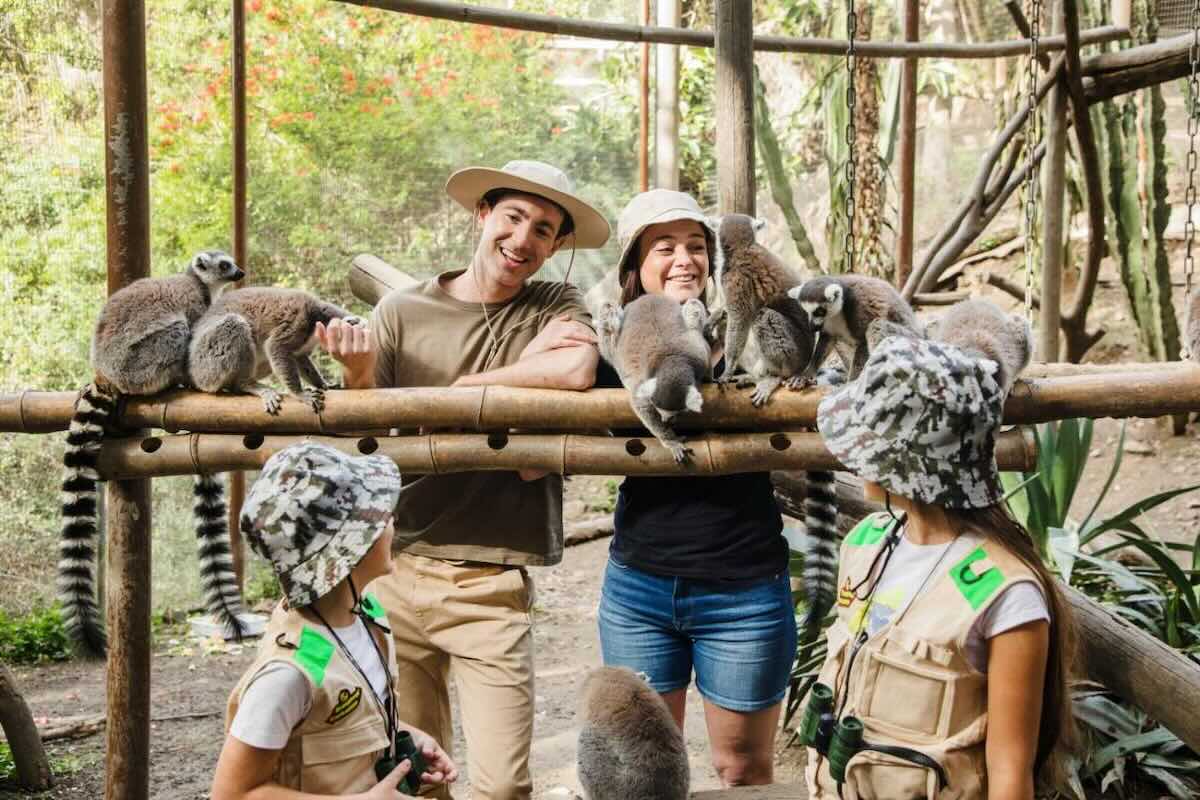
[2,475,805,799]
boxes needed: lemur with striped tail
[60,251,248,657]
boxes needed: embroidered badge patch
[837,577,854,608]
[326,687,363,725]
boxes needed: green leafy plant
[0,606,71,664]
[584,479,619,515]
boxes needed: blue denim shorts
[597,557,798,713]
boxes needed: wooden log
[339,0,1126,59]
[91,428,1038,479]
[349,253,418,307]
[1066,586,1200,753]
[715,0,754,216]
[5,364,1200,434]
[0,664,52,790]
[772,474,1200,753]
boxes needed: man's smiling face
[475,193,567,293]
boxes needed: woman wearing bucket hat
[592,190,796,787]
[803,334,1077,800]
[211,442,457,799]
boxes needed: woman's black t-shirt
[595,359,788,582]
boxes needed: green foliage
[0,606,70,664]
[583,479,619,515]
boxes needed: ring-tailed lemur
[595,295,709,464]
[788,275,920,380]
[61,251,247,657]
[920,298,1033,396]
[577,666,689,800]
[712,214,804,383]
[188,288,362,415]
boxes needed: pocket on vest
[843,749,947,800]
[300,718,388,792]
[857,646,959,740]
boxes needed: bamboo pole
[895,0,918,289]
[91,428,1038,479]
[101,0,152,797]
[654,0,680,190]
[229,0,249,593]
[6,365,1200,435]
[638,0,649,192]
[715,0,754,216]
[337,0,1127,59]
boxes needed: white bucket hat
[616,189,715,279]
[445,159,611,249]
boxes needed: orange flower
[551,126,562,136]
[307,55,320,65]
[303,111,316,120]
[382,96,394,105]
[169,161,182,174]
[347,18,358,30]
[249,0,262,11]
[420,85,433,99]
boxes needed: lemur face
[791,281,841,332]
[192,250,245,285]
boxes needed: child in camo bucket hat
[816,333,1006,509]
[239,441,402,607]
[216,441,458,798]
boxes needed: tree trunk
[851,2,889,279]
[753,67,821,274]
[0,664,53,791]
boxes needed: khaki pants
[371,553,536,800]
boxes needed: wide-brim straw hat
[816,334,1006,510]
[616,189,715,278]
[445,159,611,249]
[239,442,403,607]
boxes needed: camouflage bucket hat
[816,335,1006,509]
[240,442,401,607]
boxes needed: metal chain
[1022,0,1043,324]
[1184,0,1200,306]
[843,0,858,274]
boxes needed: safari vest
[805,513,1040,800]
[226,594,397,795]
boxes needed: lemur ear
[752,217,768,232]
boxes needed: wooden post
[228,0,248,591]
[654,0,681,190]
[1040,1,1067,361]
[0,665,52,790]
[714,0,755,215]
[895,0,919,288]
[101,1,152,797]
[639,0,650,192]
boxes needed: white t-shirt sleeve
[229,662,314,750]
[964,580,1051,672]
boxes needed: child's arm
[984,619,1050,800]
[210,737,415,800]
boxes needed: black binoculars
[799,681,950,791]
[375,730,426,795]
[798,682,863,783]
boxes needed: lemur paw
[665,440,693,464]
[784,375,814,391]
[303,387,326,415]
[260,388,283,415]
[750,386,777,407]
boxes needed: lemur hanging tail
[800,364,847,637]
[193,474,248,642]
[59,388,247,656]
[58,383,117,658]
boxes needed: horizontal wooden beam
[340,0,1128,60]
[5,364,1198,435]
[91,428,1037,478]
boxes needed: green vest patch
[295,626,335,687]
[951,546,1005,610]
[360,592,385,621]
[845,513,891,547]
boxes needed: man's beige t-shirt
[372,269,592,566]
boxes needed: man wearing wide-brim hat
[316,160,611,800]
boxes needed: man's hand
[315,318,376,388]
[519,313,596,360]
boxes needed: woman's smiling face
[636,219,710,304]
